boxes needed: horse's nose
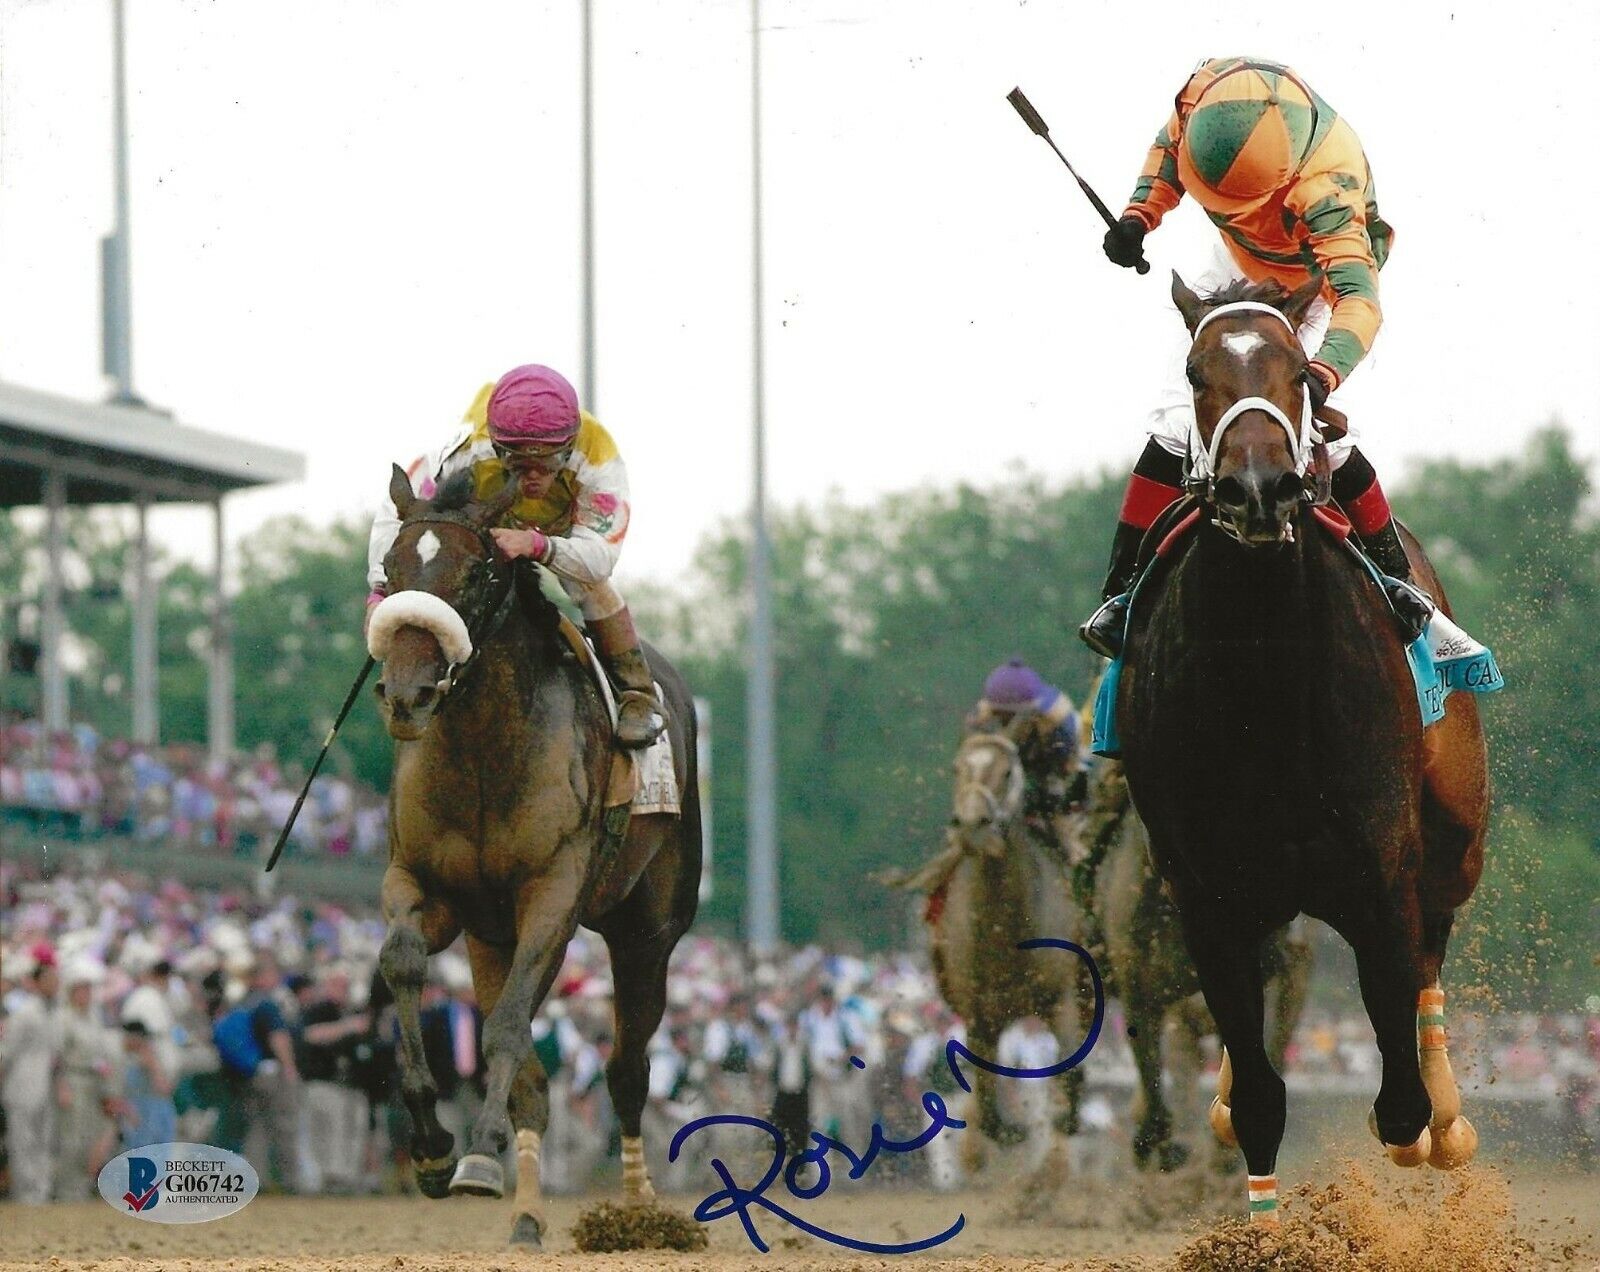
[1214,468,1300,543]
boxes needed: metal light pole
[579,0,596,411]
[745,0,780,952]
[102,0,136,403]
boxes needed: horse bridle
[1182,300,1329,543]
[394,514,516,700]
[952,732,1026,848]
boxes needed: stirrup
[1382,578,1435,646]
[1078,594,1130,660]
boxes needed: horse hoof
[509,1214,544,1247]
[1158,1139,1191,1173]
[1208,1097,1237,1148]
[448,1153,506,1198]
[413,1156,459,1200]
[1384,1125,1432,1168]
[1427,1116,1478,1171]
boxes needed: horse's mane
[429,468,479,514]
[1200,277,1295,313]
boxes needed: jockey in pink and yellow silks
[366,364,665,748]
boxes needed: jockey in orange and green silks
[366,364,665,748]
[1082,58,1423,660]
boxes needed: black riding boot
[1334,450,1433,643]
[1078,520,1146,659]
[1362,519,1434,644]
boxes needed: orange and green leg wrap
[1247,1174,1278,1223]
[1417,983,1478,1170]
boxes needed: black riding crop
[1007,86,1150,275]
[263,655,376,873]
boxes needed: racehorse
[1116,274,1488,1221]
[912,716,1092,1180]
[1075,757,1310,1173]
[367,466,701,1246]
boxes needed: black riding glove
[1102,215,1148,269]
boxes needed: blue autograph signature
[667,938,1104,1255]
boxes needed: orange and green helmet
[1177,62,1318,211]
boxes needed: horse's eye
[1185,364,1204,389]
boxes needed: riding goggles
[491,438,574,475]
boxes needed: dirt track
[2,1165,1594,1272]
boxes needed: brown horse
[369,466,701,1246]
[1075,757,1311,1173]
[909,716,1092,1179]
[1117,275,1488,1222]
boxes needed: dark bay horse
[1117,275,1487,1222]
[914,716,1092,1180]
[1075,756,1310,1173]
[367,466,701,1246]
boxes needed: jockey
[366,363,665,748]
[1081,56,1429,658]
[967,659,1088,832]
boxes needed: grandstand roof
[0,380,304,506]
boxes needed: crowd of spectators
[0,718,386,858]
[2,861,1597,1204]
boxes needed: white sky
[3,0,1598,593]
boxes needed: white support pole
[41,471,69,731]
[579,0,597,412]
[131,495,158,743]
[105,0,135,402]
[745,0,779,952]
[207,499,234,765]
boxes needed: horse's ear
[1171,271,1205,334]
[389,464,416,520]
[1283,276,1323,329]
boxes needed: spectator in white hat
[53,959,121,1199]
[0,947,61,1203]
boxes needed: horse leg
[377,865,461,1199]
[450,881,578,1202]
[1416,930,1478,1171]
[971,1020,1026,1148]
[1346,921,1434,1168]
[602,933,674,1202]
[1180,913,1283,1223]
[461,937,550,1246]
[1128,998,1187,1172]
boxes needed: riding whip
[1006,87,1150,275]
[264,655,375,872]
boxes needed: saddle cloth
[556,616,681,815]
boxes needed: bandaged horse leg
[602,929,680,1202]
[567,579,667,749]
[1419,984,1479,1170]
[377,867,461,1199]
[451,886,579,1200]
[507,1065,551,1246]
[461,937,551,1243]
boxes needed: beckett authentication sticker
[97,1143,258,1223]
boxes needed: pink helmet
[486,364,580,446]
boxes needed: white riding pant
[559,575,626,623]
[1148,239,1373,470]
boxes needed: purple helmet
[982,658,1058,712]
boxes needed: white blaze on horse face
[966,750,996,784]
[1220,330,1267,364]
[415,530,441,567]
